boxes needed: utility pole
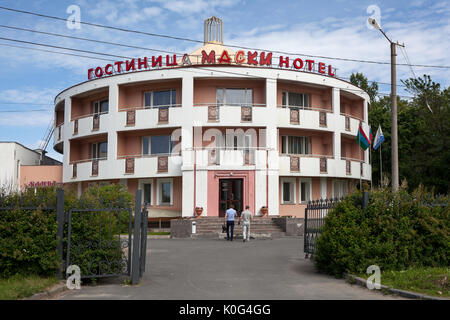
[368,18,404,192]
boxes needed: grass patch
[148,231,170,236]
[359,267,449,298]
[0,275,59,300]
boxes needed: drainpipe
[266,149,269,209]
[193,148,196,216]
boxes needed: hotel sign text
[87,50,336,80]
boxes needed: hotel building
[53,17,371,218]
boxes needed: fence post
[140,205,148,276]
[131,190,142,285]
[303,206,308,255]
[362,192,370,208]
[56,188,65,279]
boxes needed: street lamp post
[368,18,404,192]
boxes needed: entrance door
[219,179,243,217]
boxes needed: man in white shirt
[224,204,237,241]
[239,205,252,242]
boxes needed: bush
[0,187,61,277]
[314,186,449,277]
[0,184,134,278]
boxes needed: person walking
[239,205,252,242]
[224,204,237,241]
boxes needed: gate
[0,188,148,284]
[304,198,340,258]
[64,189,148,284]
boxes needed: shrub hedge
[314,186,449,277]
[0,184,133,278]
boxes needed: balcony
[277,106,333,130]
[279,154,334,176]
[193,104,266,126]
[339,157,370,180]
[116,153,182,177]
[118,105,182,129]
[186,147,268,168]
[71,112,109,137]
[70,158,107,180]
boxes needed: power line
[0,109,49,112]
[0,36,133,60]
[0,42,117,62]
[0,5,449,69]
[0,101,53,105]
[0,35,413,99]
[0,24,415,89]
[0,24,182,56]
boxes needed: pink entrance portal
[207,170,255,217]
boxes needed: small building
[0,141,62,193]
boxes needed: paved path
[58,237,402,300]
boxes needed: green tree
[350,73,449,193]
[350,72,379,103]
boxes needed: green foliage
[351,73,450,194]
[314,187,449,276]
[0,184,133,278]
[0,274,59,300]
[0,187,61,277]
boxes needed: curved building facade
[53,17,371,218]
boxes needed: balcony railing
[119,105,182,126]
[71,112,108,134]
[279,154,333,175]
[188,147,269,167]
[55,124,63,141]
[194,103,266,123]
[118,152,181,175]
[70,157,107,178]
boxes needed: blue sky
[0,0,448,161]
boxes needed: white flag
[373,125,385,150]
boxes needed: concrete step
[191,232,286,239]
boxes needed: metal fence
[0,188,148,284]
[304,198,341,258]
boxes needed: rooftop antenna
[204,16,223,44]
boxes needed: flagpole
[359,125,362,190]
[380,144,382,187]
[370,142,372,190]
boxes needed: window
[157,178,173,206]
[93,99,109,114]
[281,136,311,155]
[92,141,107,159]
[216,88,253,106]
[139,179,153,205]
[333,180,348,198]
[281,178,296,204]
[282,92,309,108]
[144,90,176,108]
[299,179,312,203]
[142,135,174,155]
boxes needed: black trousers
[226,221,235,240]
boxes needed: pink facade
[193,78,266,106]
[20,165,63,189]
[207,170,255,216]
[118,79,182,110]
[71,89,109,120]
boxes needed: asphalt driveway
[57,237,402,300]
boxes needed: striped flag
[373,125,385,150]
[356,124,370,150]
